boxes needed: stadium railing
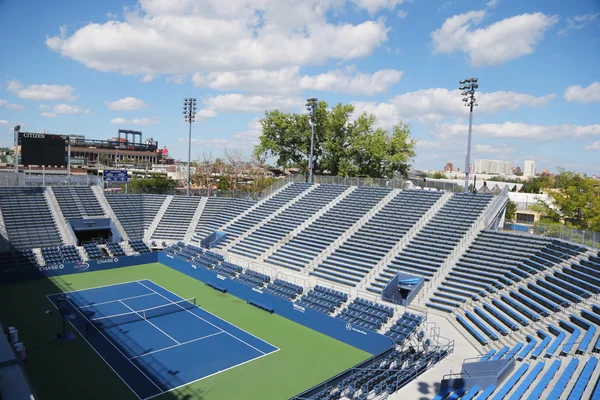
[503,222,599,249]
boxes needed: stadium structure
[1,176,600,400]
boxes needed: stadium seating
[106,242,126,257]
[296,285,348,314]
[264,279,303,300]
[235,269,270,288]
[337,298,394,331]
[128,240,151,254]
[385,312,424,343]
[230,184,348,258]
[83,243,104,259]
[312,190,444,286]
[0,249,39,271]
[52,186,104,219]
[106,194,167,239]
[151,196,201,241]
[0,188,64,248]
[371,193,493,292]
[266,186,389,272]
[213,261,243,277]
[193,197,256,241]
[41,245,82,265]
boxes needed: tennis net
[87,297,196,329]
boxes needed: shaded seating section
[234,269,270,288]
[193,197,255,241]
[106,242,126,257]
[296,285,348,315]
[129,240,151,254]
[83,243,103,259]
[151,196,201,241]
[385,312,424,343]
[567,356,598,399]
[214,183,312,248]
[0,249,38,271]
[0,187,63,248]
[41,245,81,266]
[489,362,529,399]
[371,193,492,292]
[267,186,388,272]
[428,231,585,312]
[213,261,242,278]
[313,190,443,287]
[337,298,394,331]
[52,186,104,219]
[105,194,167,239]
[264,279,303,300]
[230,184,348,259]
[306,347,449,400]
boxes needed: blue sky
[1,0,599,174]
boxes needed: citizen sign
[96,258,119,264]
[23,133,46,138]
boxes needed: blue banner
[103,169,129,182]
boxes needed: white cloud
[106,97,149,110]
[166,75,186,84]
[397,10,408,18]
[10,81,78,101]
[432,11,559,66]
[351,0,407,14]
[473,143,515,154]
[6,80,23,93]
[0,120,9,125]
[486,0,500,8]
[299,67,403,95]
[559,13,599,35]
[205,93,303,113]
[433,121,600,141]
[0,99,23,110]
[353,88,554,126]
[194,67,300,95]
[110,117,129,124]
[584,141,600,151]
[196,109,218,120]
[564,82,600,104]
[39,104,50,110]
[53,104,91,114]
[45,1,389,79]
[41,112,58,118]
[232,117,262,142]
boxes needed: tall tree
[127,175,178,194]
[532,168,600,231]
[254,101,416,179]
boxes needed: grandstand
[2,179,600,400]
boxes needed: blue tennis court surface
[47,280,279,400]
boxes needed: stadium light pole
[13,125,20,183]
[183,98,197,196]
[306,97,318,184]
[459,78,479,193]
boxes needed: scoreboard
[18,133,68,166]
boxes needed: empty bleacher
[371,193,493,292]
[41,245,82,266]
[52,186,104,219]
[106,242,126,257]
[264,279,303,300]
[105,194,168,239]
[0,249,38,271]
[229,184,348,259]
[0,188,63,248]
[193,197,256,241]
[151,196,201,241]
[82,243,104,259]
[312,190,444,286]
[234,269,270,288]
[129,240,151,254]
[266,186,390,272]
[385,312,424,343]
[337,298,394,331]
[295,285,348,315]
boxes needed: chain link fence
[503,222,599,250]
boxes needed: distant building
[523,160,536,177]
[444,162,453,173]
[512,166,523,176]
[540,169,552,178]
[474,159,512,175]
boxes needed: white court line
[44,294,156,400]
[139,279,280,352]
[130,332,224,360]
[142,348,281,400]
[136,281,271,356]
[46,280,147,297]
[77,293,157,309]
[118,300,180,345]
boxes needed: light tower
[183,98,197,196]
[459,78,479,193]
[305,97,318,184]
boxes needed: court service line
[77,293,157,309]
[136,281,268,355]
[129,331,224,360]
[142,348,281,400]
[44,295,145,400]
[118,300,180,345]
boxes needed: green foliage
[251,176,277,193]
[505,200,517,220]
[431,171,448,179]
[531,168,600,232]
[217,175,232,191]
[254,101,416,179]
[520,177,552,193]
[126,175,179,194]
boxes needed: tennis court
[46,279,279,400]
